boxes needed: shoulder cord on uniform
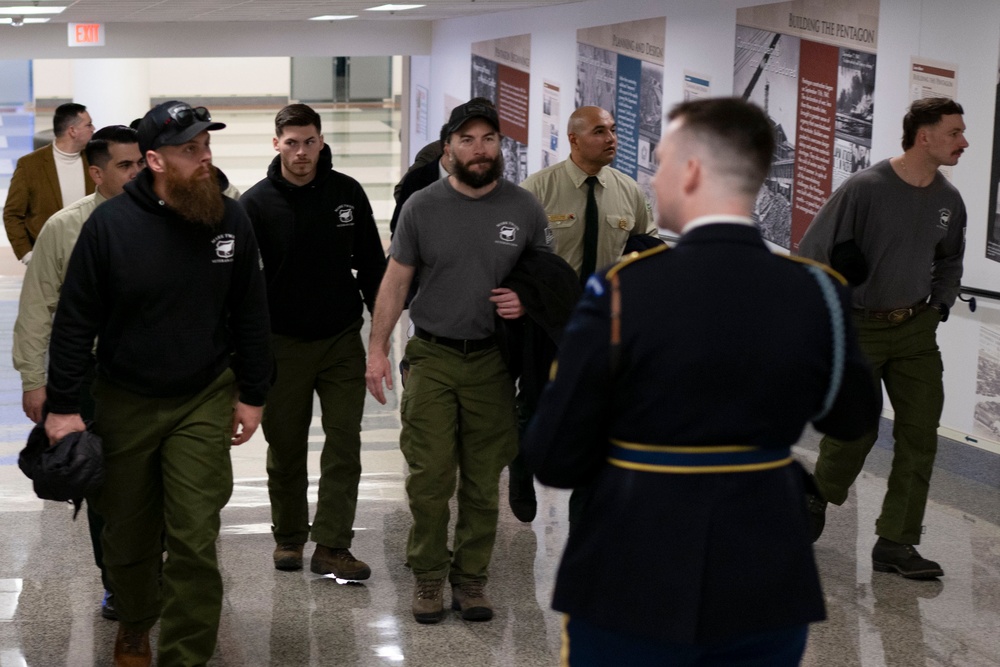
[805,264,846,422]
[604,245,668,377]
[609,272,622,375]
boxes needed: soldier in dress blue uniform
[522,97,880,666]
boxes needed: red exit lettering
[75,24,100,43]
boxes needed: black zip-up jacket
[46,168,272,412]
[240,145,386,340]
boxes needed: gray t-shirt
[798,159,966,310]
[391,177,551,339]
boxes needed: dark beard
[163,163,225,228]
[451,154,504,189]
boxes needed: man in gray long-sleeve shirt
[797,97,968,580]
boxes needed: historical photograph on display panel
[831,137,871,191]
[987,58,1000,262]
[829,48,875,192]
[575,43,617,114]
[471,55,498,102]
[501,136,527,183]
[835,48,875,144]
[973,324,1000,441]
[734,25,800,248]
[635,61,663,210]
[639,60,663,139]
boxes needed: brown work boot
[412,577,445,624]
[310,545,371,580]
[113,625,151,667]
[273,543,304,571]
[451,580,493,621]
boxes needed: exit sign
[68,23,105,47]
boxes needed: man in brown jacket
[4,103,95,262]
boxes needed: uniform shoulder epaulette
[780,254,847,286]
[605,243,669,280]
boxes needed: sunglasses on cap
[163,104,212,130]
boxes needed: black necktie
[581,175,599,285]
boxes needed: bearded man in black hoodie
[44,100,272,667]
[240,104,386,580]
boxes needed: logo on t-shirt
[336,205,355,226]
[212,233,236,263]
[496,222,519,247]
[938,208,952,229]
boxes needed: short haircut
[54,103,88,137]
[275,104,321,137]
[666,97,775,196]
[85,125,139,169]
[567,106,611,136]
[901,98,964,150]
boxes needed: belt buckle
[888,308,910,324]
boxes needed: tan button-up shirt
[521,158,654,276]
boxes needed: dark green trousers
[400,337,518,583]
[263,322,366,548]
[814,307,943,544]
[92,369,236,666]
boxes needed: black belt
[413,327,496,354]
[853,300,928,324]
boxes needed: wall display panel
[986,52,1000,264]
[541,80,561,169]
[575,18,665,206]
[683,71,711,102]
[471,35,531,184]
[735,0,879,252]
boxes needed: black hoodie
[46,167,272,411]
[240,145,386,340]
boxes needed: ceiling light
[365,4,425,11]
[309,15,358,20]
[0,16,48,23]
[0,5,67,15]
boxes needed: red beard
[162,163,225,228]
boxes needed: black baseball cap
[443,100,500,139]
[137,100,226,155]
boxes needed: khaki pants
[400,336,518,583]
[92,369,236,666]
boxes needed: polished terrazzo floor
[1,106,999,666]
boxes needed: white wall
[32,57,291,101]
[422,0,1000,453]
[148,58,290,97]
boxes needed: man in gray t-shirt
[366,100,550,624]
[797,97,968,580]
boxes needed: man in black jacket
[240,104,386,579]
[44,100,272,667]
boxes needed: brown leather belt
[414,327,496,354]
[853,300,928,324]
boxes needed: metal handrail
[959,286,1000,300]
[958,285,1000,312]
